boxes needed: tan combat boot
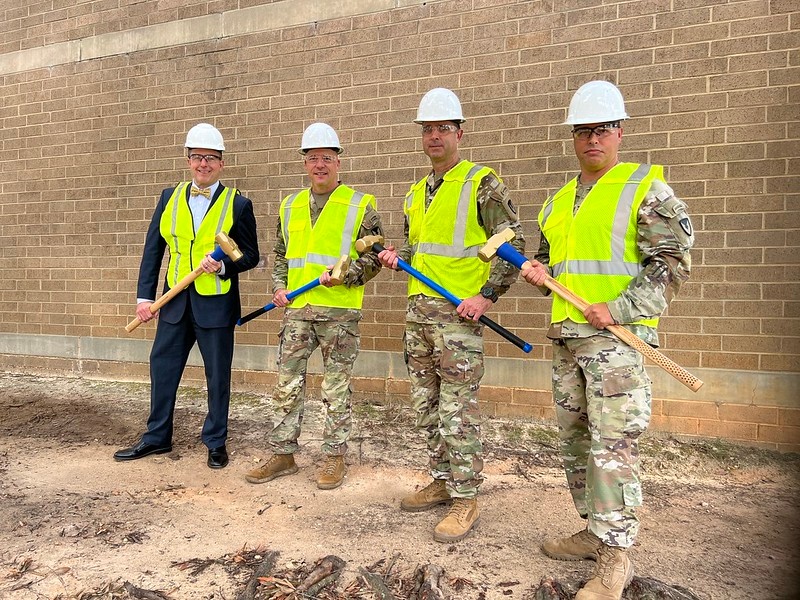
[317,455,347,490]
[244,453,299,484]
[575,544,634,600]
[400,479,451,512]
[433,497,479,543]
[542,528,602,561]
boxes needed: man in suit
[114,123,260,469]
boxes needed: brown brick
[650,415,699,435]
[726,230,787,248]
[712,1,770,22]
[664,399,718,419]
[760,354,800,372]
[757,424,800,445]
[706,142,766,162]
[719,403,779,426]
[778,408,800,427]
[697,419,758,442]
[731,14,790,37]
[723,300,783,318]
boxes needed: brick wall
[1,0,798,450]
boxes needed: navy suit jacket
[137,183,260,329]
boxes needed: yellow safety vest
[539,163,664,327]
[159,182,235,296]
[280,185,375,309]
[404,160,492,300]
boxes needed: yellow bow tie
[190,186,211,198]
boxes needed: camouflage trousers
[268,318,360,456]
[405,320,485,498]
[552,334,652,549]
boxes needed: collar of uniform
[426,171,445,195]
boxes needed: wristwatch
[480,285,499,303]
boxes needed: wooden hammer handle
[521,259,703,392]
[125,265,206,332]
[125,241,234,333]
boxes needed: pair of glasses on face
[304,155,337,164]
[189,153,222,164]
[421,123,459,135]
[571,123,620,140]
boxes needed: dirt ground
[1,371,798,600]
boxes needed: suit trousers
[141,298,235,449]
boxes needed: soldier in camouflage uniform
[244,123,383,490]
[378,88,525,543]
[521,81,694,600]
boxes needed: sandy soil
[1,371,798,599]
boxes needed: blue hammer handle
[372,242,532,354]
[237,278,321,326]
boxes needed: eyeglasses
[189,153,222,164]
[304,155,337,164]
[571,123,620,140]
[421,124,459,135]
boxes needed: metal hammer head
[329,255,352,285]
[215,232,244,261]
[478,228,516,262]
[355,234,384,254]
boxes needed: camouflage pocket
[332,321,360,364]
[622,481,642,508]
[276,321,288,370]
[601,364,649,397]
[441,330,484,383]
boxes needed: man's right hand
[272,288,290,308]
[136,301,156,322]
[377,245,399,270]
[520,260,549,286]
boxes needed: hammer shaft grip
[495,242,703,392]
[374,243,532,353]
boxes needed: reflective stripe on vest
[404,160,492,300]
[160,182,235,296]
[280,185,374,309]
[539,163,663,327]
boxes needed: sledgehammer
[125,232,243,333]
[237,255,352,326]
[356,235,532,353]
[479,228,703,392]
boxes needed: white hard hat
[414,88,466,124]
[564,81,629,125]
[185,123,225,151]
[299,122,343,154]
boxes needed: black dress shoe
[208,445,228,469]
[114,441,172,462]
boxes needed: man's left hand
[583,303,615,329]
[458,295,493,322]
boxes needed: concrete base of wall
[1,334,798,451]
